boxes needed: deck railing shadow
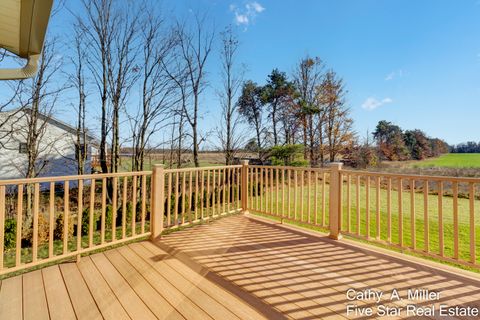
[156,215,480,319]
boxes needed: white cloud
[361,97,393,111]
[385,69,403,81]
[229,1,265,27]
[235,13,249,25]
[247,1,265,13]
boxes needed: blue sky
[175,0,480,145]
[4,0,480,146]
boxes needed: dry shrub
[53,212,74,241]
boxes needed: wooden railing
[0,171,151,275]
[2,161,480,275]
[245,164,331,229]
[160,165,243,230]
[340,167,480,268]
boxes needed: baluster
[0,185,5,269]
[101,178,106,244]
[387,178,392,243]
[398,178,403,248]
[112,177,117,241]
[411,179,416,249]
[189,171,193,221]
[182,172,186,223]
[300,170,304,221]
[294,170,298,220]
[307,170,311,223]
[366,176,370,239]
[469,183,475,263]
[438,181,444,257]
[141,174,147,233]
[195,170,199,220]
[322,172,326,227]
[63,181,70,254]
[314,171,318,225]
[356,175,360,235]
[77,179,83,252]
[17,184,24,265]
[119,177,125,238]
[132,176,137,235]
[200,170,205,219]
[453,182,459,259]
[89,179,95,248]
[174,172,179,224]
[424,180,429,252]
[376,177,380,239]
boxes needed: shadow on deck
[1,214,480,319]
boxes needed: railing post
[241,160,249,214]
[328,162,343,240]
[150,164,164,240]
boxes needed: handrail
[0,171,152,185]
[342,169,480,184]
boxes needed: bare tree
[175,14,214,167]
[107,2,141,173]
[15,41,65,179]
[216,26,243,165]
[78,0,116,174]
[69,27,88,174]
[128,12,177,171]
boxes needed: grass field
[412,153,480,168]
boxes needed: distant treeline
[372,120,449,161]
[451,142,480,153]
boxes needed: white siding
[0,110,92,180]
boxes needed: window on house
[75,144,87,160]
[19,143,27,154]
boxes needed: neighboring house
[0,108,98,180]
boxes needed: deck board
[76,257,130,320]
[42,265,76,320]
[23,269,49,320]
[59,262,102,320]
[103,248,185,320]
[119,247,218,319]
[89,253,157,320]
[2,214,480,319]
[0,274,22,319]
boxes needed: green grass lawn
[412,153,480,168]
[249,181,480,269]
[116,158,223,172]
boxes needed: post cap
[241,160,249,165]
[327,162,343,170]
[152,164,165,169]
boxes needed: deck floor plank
[42,265,76,320]
[0,275,23,319]
[103,248,185,320]
[23,269,49,320]
[89,253,157,320]
[138,241,267,320]
[112,245,212,320]
[59,263,102,320]
[77,256,131,320]
[127,242,240,320]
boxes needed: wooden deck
[2,214,480,319]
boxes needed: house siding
[0,110,93,180]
